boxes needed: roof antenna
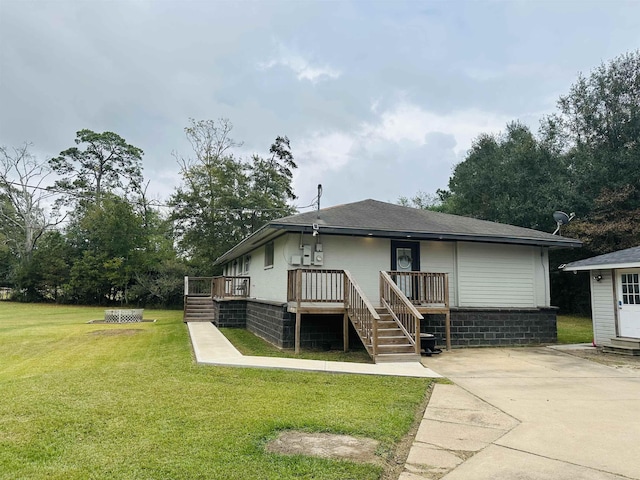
[316,184,322,218]
[552,211,575,235]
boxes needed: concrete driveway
[424,347,640,479]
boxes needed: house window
[244,255,251,273]
[264,242,274,268]
[621,273,640,304]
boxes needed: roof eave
[562,261,640,272]
[213,225,279,266]
[215,222,581,266]
[270,223,582,248]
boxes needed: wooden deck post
[343,311,349,352]
[295,269,302,354]
[444,274,451,351]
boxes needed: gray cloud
[1,0,639,207]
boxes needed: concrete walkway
[187,322,440,378]
[403,347,640,480]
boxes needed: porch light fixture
[593,274,603,282]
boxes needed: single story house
[561,246,640,355]
[184,199,581,362]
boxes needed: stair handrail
[343,270,380,355]
[379,271,424,354]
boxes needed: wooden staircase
[603,337,640,356]
[372,308,421,363]
[183,296,215,323]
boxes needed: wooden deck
[287,269,451,360]
[185,270,451,362]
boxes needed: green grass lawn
[557,315,593,344]
[220,327,373,363]
[0,302,430,480]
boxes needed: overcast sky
[1,0,639,211]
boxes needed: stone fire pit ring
[104,309,144,323]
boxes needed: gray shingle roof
[272,199,581,247]
[215,199,581,264]
[562,245,640,271]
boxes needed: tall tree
[65,194,146,304]
[170,119,298,272]
[245,135,297,232]
[547,50,640,214]
[566,184,640,255]
[0,142,63,260]
[442,122,569,231]
[170,119,247,271]
[49,129,144,207]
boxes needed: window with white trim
[621,273,640,304]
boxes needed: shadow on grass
[219,327,374,364]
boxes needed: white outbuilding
[562,246,640,354]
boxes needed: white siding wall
[421,241,457,306]
[241,233,390,303]
[590,269,616,347]
[299,234,390,301]
[534,248,551,307]
[230,234,550,309]
[457,242,538,307]
[245,234,290,302]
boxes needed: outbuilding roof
[215,199,581,264]
[561,245,640,271]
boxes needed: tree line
[400,50,640,314]
[0,119,296,306]
[2,50,638,311]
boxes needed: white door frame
[616,268,640,339]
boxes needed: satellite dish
[552,211,575,235]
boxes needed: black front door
[391,241,420,298]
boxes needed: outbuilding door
[617,269,640,338]
[391,240,420,299]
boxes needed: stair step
[602,346,640,356]
[377,327,403,333]
[377,321,398,328]
[378,337,412,346]
[184,295,215,322]
[376,344,416,353]
[610,337,640,349]
[374,353,422,363]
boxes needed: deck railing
[212,276,250,298]
[184,276,214,296]
[184,276,250,298]
[286,269,344,303]
[380,271,424,354]
[344,270,380,355]
[386,271,449,306]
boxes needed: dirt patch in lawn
[266,431,382,465]
[266,383,435,478]
[88,329,142,337]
